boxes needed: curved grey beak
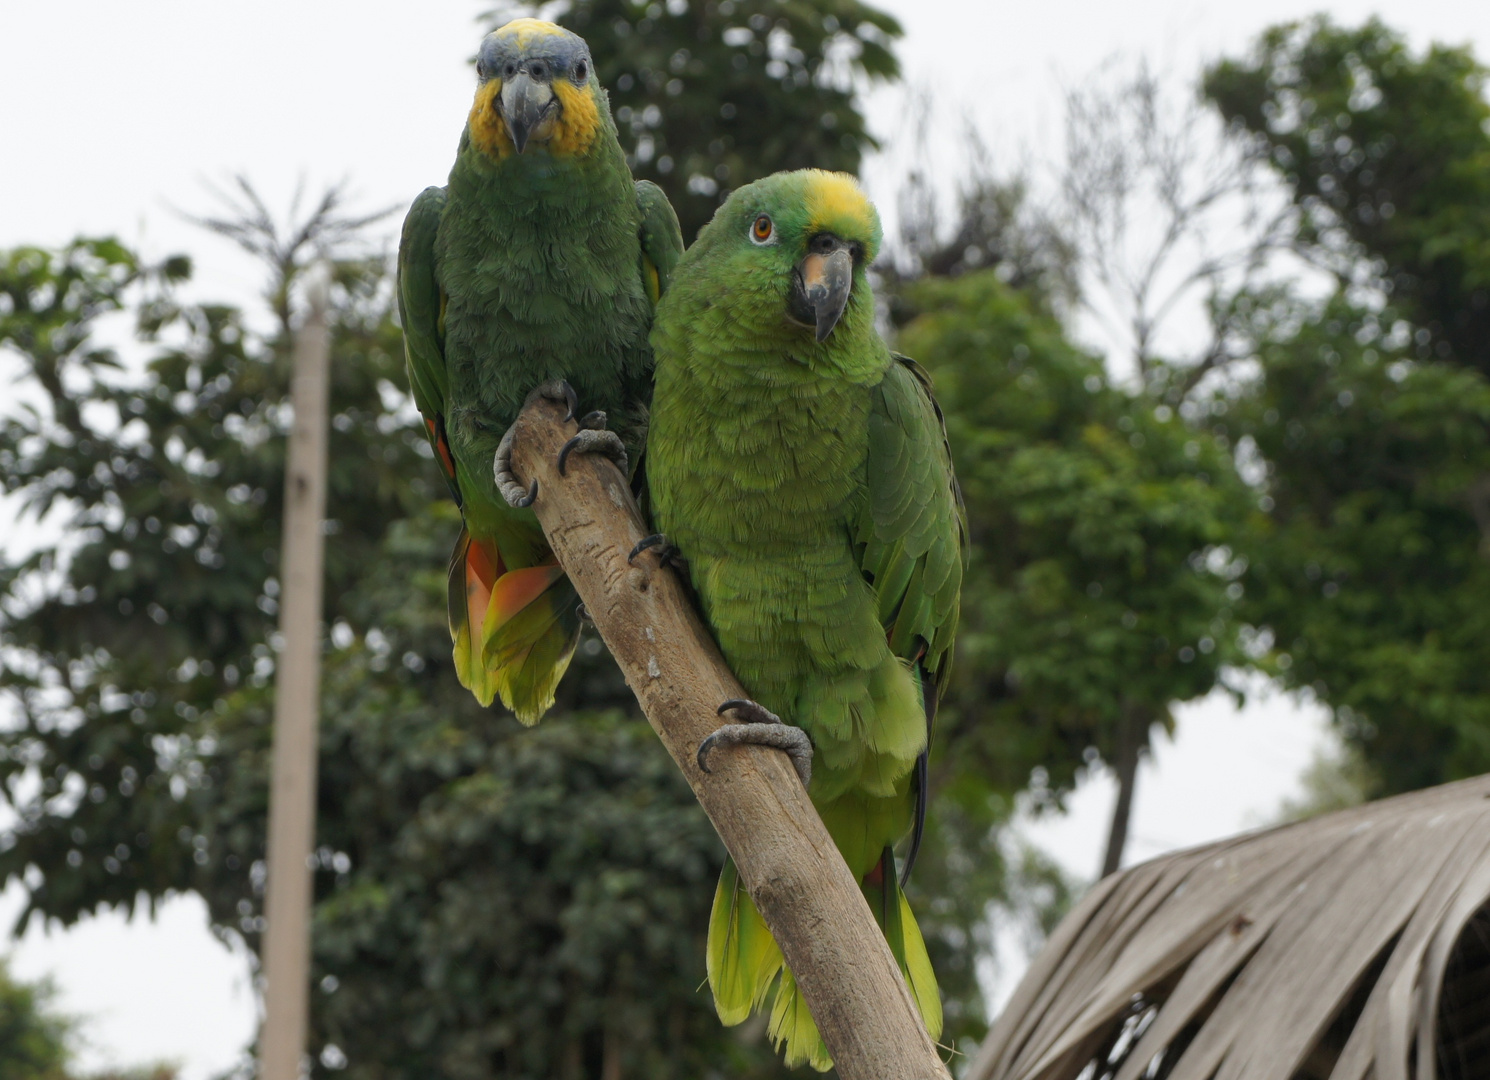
[790,239,855,342]
[500,72,556,154]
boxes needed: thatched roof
[966,774,1490,1080]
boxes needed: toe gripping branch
[496,380,630,506]
[627,533,688,573]
[495,425,539,507]
[698,699,814,788]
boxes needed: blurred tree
[1207,18,1490,375]
[486,0,902,241]
[885,111,1262,873]
[1204,19,1490,796]
[894,272,1251,880]
[0,959,70,1080]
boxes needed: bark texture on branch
[508,396,950,1080]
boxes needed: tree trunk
[506,395,950,1080]
[1100,708,1146,879]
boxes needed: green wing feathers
[635,179,684,307]
[398,187,459,502]
[858,354,965,889]
[859,355,967,686]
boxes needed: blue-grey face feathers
[476,26,593,87]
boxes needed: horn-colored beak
[500,72,556,154]
[791,239,855,342]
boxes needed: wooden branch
[507,396,950,1080]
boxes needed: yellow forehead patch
[495,18,569,45]
[803,170,877,241]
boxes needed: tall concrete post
[259,266,332,1080]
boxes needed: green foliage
[1206,19,1490,795]
[1225,291,1490,793]
[0,960,70,1080]
[1205,17,1490,374]
[898,273,1249,801]
[489,0,901,241]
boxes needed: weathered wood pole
[507,396,951,1080]
[259,268,332,1080]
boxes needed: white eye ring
[749,213,777,246]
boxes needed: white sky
[0,0,1485,1075]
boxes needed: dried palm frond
[968,773,1490,1080]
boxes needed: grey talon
[513,478,538,508]
[718,699,782,725]
[628,534,688,573]
[629,534,667,564]
[575,601,590,622]
[525,378,580,421]
[557,429,628,476]
[697,732,722,774]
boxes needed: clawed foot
[698,699,813,787]
[494,381,629,506]
[627,533,688,572]
[557,421,628,477]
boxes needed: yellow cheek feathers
[466,78,600,160]
[548,80,600,156]
[468,79,514,158]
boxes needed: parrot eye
[750,214,776,245]
[574,61,588,82]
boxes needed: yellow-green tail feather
[705,851,942,1073]
[707,858,783,1024]
[446,527,581,723]
[878,850,943,1044]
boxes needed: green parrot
[643,170,965,1070]
[398,19,683,723]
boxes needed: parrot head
[689,170,883,347]
[469,19,603,158]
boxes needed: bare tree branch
[179,175,399,337]
[1058,59,1295,399]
